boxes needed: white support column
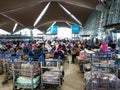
[30,29,34,41]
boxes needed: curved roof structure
[0,0,99,33]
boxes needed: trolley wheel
[57,86,61,90]
[40,85,45,90]
[2,80,8,85]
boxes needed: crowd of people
[0,38,117,63]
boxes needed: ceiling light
[33,2,51,27]
[58,3,82,25]
[13,23,18,32]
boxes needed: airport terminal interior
[0,0,120,90]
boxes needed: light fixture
[58,2,82,25]
[33,2,51,27]
[13,23,18,32]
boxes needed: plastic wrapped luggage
[16,76,40,89]
[83,63,91,72]
[84,72,120,90]
[20,62,40,77]
[42,71,61,84]
[12,61,41,90]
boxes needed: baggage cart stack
[41,56,63,90]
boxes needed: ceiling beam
[0,13,25,27]
[1,1,43,13]
[58,2,82,25]
[0,22,8,27]
[40,0,96,10]
[47,21,56,31]
[1,0,96,14]
[65,21,71,27]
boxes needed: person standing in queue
[71,44,80,63]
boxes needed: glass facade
[83,10,106,38]
[107,0,120,25]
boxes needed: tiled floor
[0,74,13,90]
[0,58,85,90]
[62,62,85,90]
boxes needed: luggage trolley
[85,52,119,90]
[0,51,4,75]
[2,51,15,85]
[41,56,63,90]
[78,50,95,73]
[11,54,41,90]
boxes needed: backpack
[34,48,42,56]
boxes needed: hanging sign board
[72,24,80,34]
[50,25,58,35]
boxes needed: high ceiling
[0,0,99,33]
